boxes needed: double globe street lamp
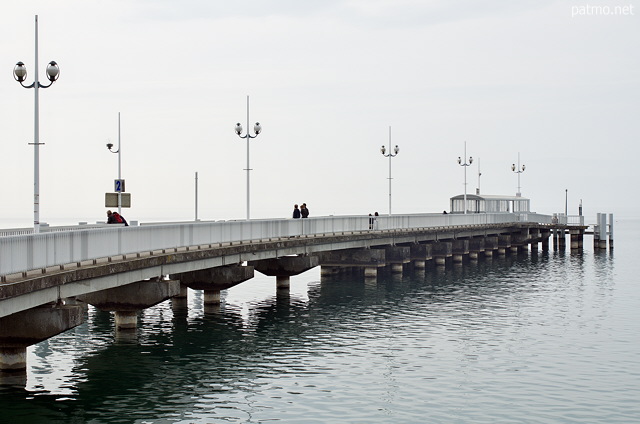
[380,126,399,216]
[235,95,262,220]
[457,141,473,214]
[13,15,60,233]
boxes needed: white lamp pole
[13,15,60,233]
[106,113,122,215]
[235,96,262,220]
[511,152,526,197]
[380,126,399,216]
[457,141,473,214]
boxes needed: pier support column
[570,229,584,250]
[374,246,410,276]
[609,213,614,249]
[171,264,254,298]
[250,255,319,289]
[364,267,378,278]
[410,243,432,269]
[431,241,452,266]
[541,230,551,251]
[498,235,511,256]
[452,240,469,263]
[114,311,137,330]
[484,236,498,258]
[203,290,221,304]
[318,249,386,280]
[0,304,84,372]
[558,230,566,250]
[276,276,290,290]
[78,279,180,331]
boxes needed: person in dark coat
[293,204,301,219]
[301,203,309,218]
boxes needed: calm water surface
[1,220,639,423]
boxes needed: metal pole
[477,157,481,195]
[388,126,392,216]
[517,152,521,196]
[117,112,122,215]
[565,189,568,216]
[33,15,41,233]
[246,95,250,220]
[195,171,198,221]
[463,141,467,214]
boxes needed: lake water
[1,220,639,423]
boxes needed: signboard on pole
[114,179,126,193]
[105,193,131,207]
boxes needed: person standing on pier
[301,203,309,218]
[293,204,301,219]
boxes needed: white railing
[0,213,556,277]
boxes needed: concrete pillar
[498,235,511,256]
[250,255,319,288]
[609,213,614,249]
[570,229,583,250]
[468,236,484,260]
[0,304,84,372]
[114,311,137,330]
[78,279,180,332]
[558,230,566,250]
[276,276,290,290]
[172,264,254,293]
[375,246,410,276]
[0,347,27,372]
[414,260,426,269]
[431,241,452,267]
[541,231,550,251]
[321,266,338,277]
[364,267,378,278]
[452,240,469,263]
[203,290,221,304]
[484,236,498,257]
[175,283,189,299]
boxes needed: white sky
[1,0,638,227]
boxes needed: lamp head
[394,145,399,155]
[106,143,114,151]
[253,122,261,135]
[380,145,386,155]
[469,156,473,164]
[46,61,60,82]
[457,157,462,164]
[522,164,526,171]
[512,164,516,171]
[235,123,243,135]
[13,62,27,82]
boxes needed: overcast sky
[0,0,638,227]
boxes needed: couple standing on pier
[293,203,309,219]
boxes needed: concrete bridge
[0,212,587,372]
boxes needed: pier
[0,210,611,372]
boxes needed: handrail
[0,212,566,277]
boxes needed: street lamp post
[106,113,123,215]
[13,15,60,233]
[457,141,473,214]
[380,126,399,216]
[235,95,262,220]
[511,152,526,197]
